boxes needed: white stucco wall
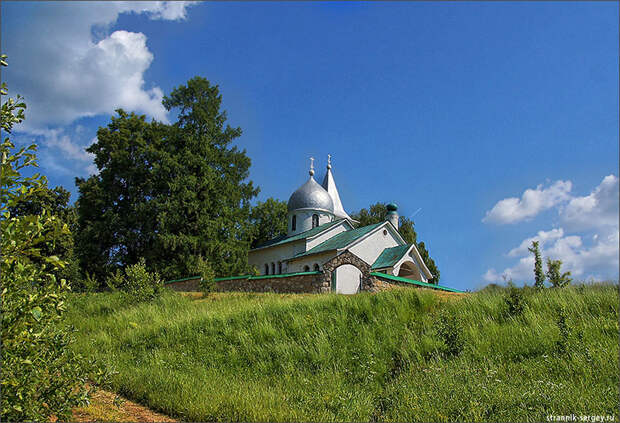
[334,264,361,294]
[348,224,402,266]
[287,210,333,235]
[287,251,336,273]
[248,240,306,275]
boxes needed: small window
[303,265,310,272]
[278,261,282,274]
[265,264,269,275]
[312,214,319,228]
[313,263,320,271]
[271,262,276,275]
[383,229,388,236]
[292,215,297,231]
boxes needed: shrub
[435,309,464,357]
[1,54,103,421]
[104,259,163,301]
[546,258,572,288]
[554,305,571,355]
[125,258,163,300]
[504,282,526,318]
[194,256,216,295]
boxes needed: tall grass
[66,285,619,422]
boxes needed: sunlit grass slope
[66,285,618,422]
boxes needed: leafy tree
[76,77,259,282]
[528,241,545,289]
[350,202,440,282]
[9,184,79,286]
[75,110,164,282]
[1,54,102,422]
[546,258,572,288]
[249,198,288,248]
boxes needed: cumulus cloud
[483,175,619,284]
[3,1,197,131]
[560,174,619,231]
[482,180,572,224]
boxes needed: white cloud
[507,228,565,257]
[560,174,619,231]
[482,180,572,224]
[483,175,619,284]
[4,2,197,131]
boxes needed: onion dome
[288,176,334,212]
[288,157,334,213]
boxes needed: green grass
[66,285,619,422]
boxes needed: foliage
[249,197,288,248]
[76,77,259,283]
[8,183,79,286]
[1,54,100,422]
[193,256,216,295]
[528,241,545,288]
[554,305,572,355]
[435,308,464,356]
[104,259,163,302]
[546,258,572,288]
[351,202,440,282]
[504,282,527,318]
[65,284,618,422]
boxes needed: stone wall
[166,273,325,294]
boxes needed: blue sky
[2,1,618,290]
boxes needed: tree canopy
[350,202,440,282]
[75,77,258,283]
[249,198,288,249]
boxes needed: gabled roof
[250,219,345,251]
[371,244,412,270]
[291,222,383,259]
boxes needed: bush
[1,54,103,421]
[504,282,526,318]
[546,258,572,288]
[435,309,464,357]
[104,259,163,301]
[194,256,216,295]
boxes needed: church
[248,156,434,294]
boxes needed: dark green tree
[546,258,571,288]
[75,110,164,282]
[249,198,288,248]
[75,77,258,281]
[528,241,545,289]
[156,77,259,278]
[350,202,440,282]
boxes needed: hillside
[66,285,618,422]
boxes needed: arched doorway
[398,261,422,281]
[322,251,372,294]
[331,264,362,294]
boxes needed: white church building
[248,156,434,294]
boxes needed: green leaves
[76,77,259,282]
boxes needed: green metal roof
[292,222,384,259]
[251,219,345,250]
[370,272,464,293]
[165,271,322,285]
[371,244,412,269]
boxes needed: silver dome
[287,176,334,212]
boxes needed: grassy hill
[66,285,618,422]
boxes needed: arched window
[303,265,310,272]
[312,214,319,228]
[292,215,296,231]
[264,264,269,275]
[313,263,320,271]
[278,262,282,274]
[271,262,275,275]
